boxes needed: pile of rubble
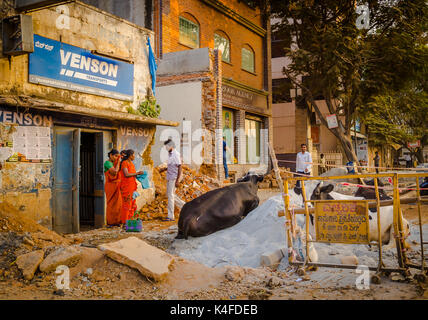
[258,168,293,189]
[137,165,221,221]
[0,203,70,246]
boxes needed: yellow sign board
[314,200,369,244]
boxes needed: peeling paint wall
[0,122,53,228]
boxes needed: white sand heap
[170,187,425,270]
[169,195,287,268]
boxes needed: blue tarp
[147,37,157,95]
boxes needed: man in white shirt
[158,139,182,221]
[295,143,312,189]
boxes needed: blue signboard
[29,34,134,101]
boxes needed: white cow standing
[287,181,410,262]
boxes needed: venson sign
[29,34,134,101]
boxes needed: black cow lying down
[355,179,391,200]
[176,174,264,239]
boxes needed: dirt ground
[0,190,427,300]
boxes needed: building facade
[0,0,177,233]
[151,0,272,180]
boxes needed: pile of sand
[0,202,70,246]
[169,195,287,268]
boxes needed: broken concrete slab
[16,250,44,280]
[98,236,174,282]
[260,248,287,268]
[39,246,82,273]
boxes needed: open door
[72,129,80,233]
[94,132,105,228]
[53,127,80,234]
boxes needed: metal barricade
[282,172,428,283]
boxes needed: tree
[363,84,428,163]
[242,0,427,164]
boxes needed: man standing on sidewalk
[373,151,380,173]
[159,139,182,222]
[295,143,312,189]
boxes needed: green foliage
[361,85,428,148]
[127,96,161,118]
[264,0,428,161]
[138,96,161,118]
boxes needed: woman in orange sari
[119,149,144,223]
[104,149,122,226]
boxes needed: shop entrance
[79,132,104,230]
[53,127,108,234]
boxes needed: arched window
[214,31,230,63]
[179,13,200,48]
[241,44,255,73]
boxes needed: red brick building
[152,0,273,180]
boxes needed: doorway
[79,131,105,231]
[79,132,96,228]
[53,127,107,234]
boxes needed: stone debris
[224,266,245,282]
[39,246,82,273]
[98,236,174,282]
[258,168,293,189]
[137,165,220,221]
[0,203,69,246]
[16,250,44,280]
[390,272,406,282]
[22,236,35,247]
[340,255,359,265]
[267,276,285,288]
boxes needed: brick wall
[155,0,265,92]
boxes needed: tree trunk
[335,129,359,163]
[415,147,424,164]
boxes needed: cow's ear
[369,215,372,220]
[294,187,302,195]
[321,184,334,193]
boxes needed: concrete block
[340,255,359,265]
[39,246,82,273]
[16,250,44,280]
[98,237,174,282]
[260,248,286,267]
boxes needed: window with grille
[179,16,199,48]
[214,33,230,63]
[242,47,254,73]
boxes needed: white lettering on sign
[60,49,119,79]
[119,126,151,137]
[35,41,54,51]
[0,111,53,127]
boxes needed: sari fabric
[120,160,138,222]
[104,159,122,225]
